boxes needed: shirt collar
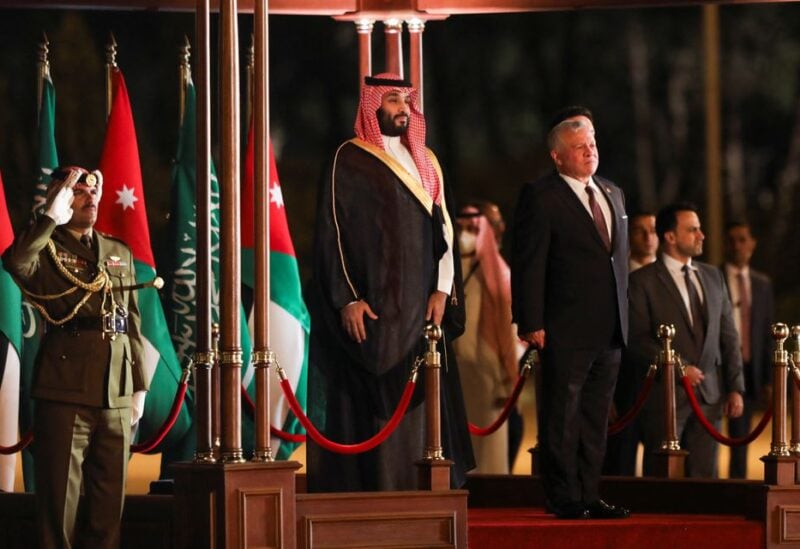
[724,262,749,278]
[66,227,93,242]
[560,173,599,195]
[662,252,695,274]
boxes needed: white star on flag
[270,182,284,209]
[115,184,139,211]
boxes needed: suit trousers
[727,394,757,479]
[34,400,131,549]
[538,345,621,508]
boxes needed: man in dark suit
[3,167,148,548]
[723,221,774,478]
[512,106,629,519]
[628,203,744,478]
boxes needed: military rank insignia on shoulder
[57,251,88,273]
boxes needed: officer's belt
[52,317,104,331]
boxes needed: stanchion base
[652,449,689,479]
[528,446,541,476]
[761,454,798,486]
[416,458,453,491]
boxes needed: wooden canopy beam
[0,0,794,15]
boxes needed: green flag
[18,75,59,491]
[166,79,252,461]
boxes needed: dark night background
[1,4,800,320]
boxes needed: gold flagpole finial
[105,32,118,119]
[36,32,51,124]
[179,35,192,123]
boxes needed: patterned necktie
[737,271,751,363]
[585,186,611,252]
[682,265,706,349]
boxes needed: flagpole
[105,33,118,119]
[219,0,245,464]
[251,0,274,463]
[36,33,50,126]
[193,0,216,464]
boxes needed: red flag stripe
[95,70,156,268]
[0,171,14,254]
[241,121,295,257]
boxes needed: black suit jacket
[628,259,745,405]
[511,171,628,350]
[720,265,775,397]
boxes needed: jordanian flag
[95,69,192,453]
[165,79,252,459]
[18,75,60,491]
[0,171,22,492]
[241,122,310,460]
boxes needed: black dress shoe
[586,499,630,519]
[552,503,590,520]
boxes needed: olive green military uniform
[2,214,148,549]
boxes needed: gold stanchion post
[762,323,795,485]
[652,324,688,478]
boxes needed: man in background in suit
[3,167,148,548]
[723,221,774,478]
[512,106,629,519]
[628,202,744,477]
[604,211,658,476]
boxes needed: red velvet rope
[240,385,307,443]
[468,373,528,436]
[607,369,657,436]
[278,377,417,454]
[680,376,773,446]
[131,381,189,454]
[0,430,33,455]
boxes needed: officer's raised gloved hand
[131,390,147,426]
[44,170,80,225]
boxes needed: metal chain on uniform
[17,239,116,326]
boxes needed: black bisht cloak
[307,138,475,492]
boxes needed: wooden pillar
[383,18,403,77]
[355,18,374,86]
[251,0,273,463]
[652,324,688,478]
[192,6,214,462]
[763,323,795,485]
[702,5,723,265]
[406,18,424,111]
[218,0,244,464]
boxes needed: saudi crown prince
[307,74,474,492]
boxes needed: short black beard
[377,108,409,137]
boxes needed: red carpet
[468,507,764,548]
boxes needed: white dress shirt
[724,263,750,339]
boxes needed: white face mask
[459,231,477,255]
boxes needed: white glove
[91,169,103,203]
[44,184,74,225]
[44,170,80,225]
[131,390,147,426]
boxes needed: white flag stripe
[246,302,306,452]
[141,336,160,386]
[0,344,20,491]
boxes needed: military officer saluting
[3,166,148,549]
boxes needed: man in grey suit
[629,202,744,477]
[512,107,629,518]
[723,221,774,478]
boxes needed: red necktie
[737,271,751,363]
[585,186,611,251]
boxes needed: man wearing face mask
[454,202,522,474]
[307,74,474,492]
